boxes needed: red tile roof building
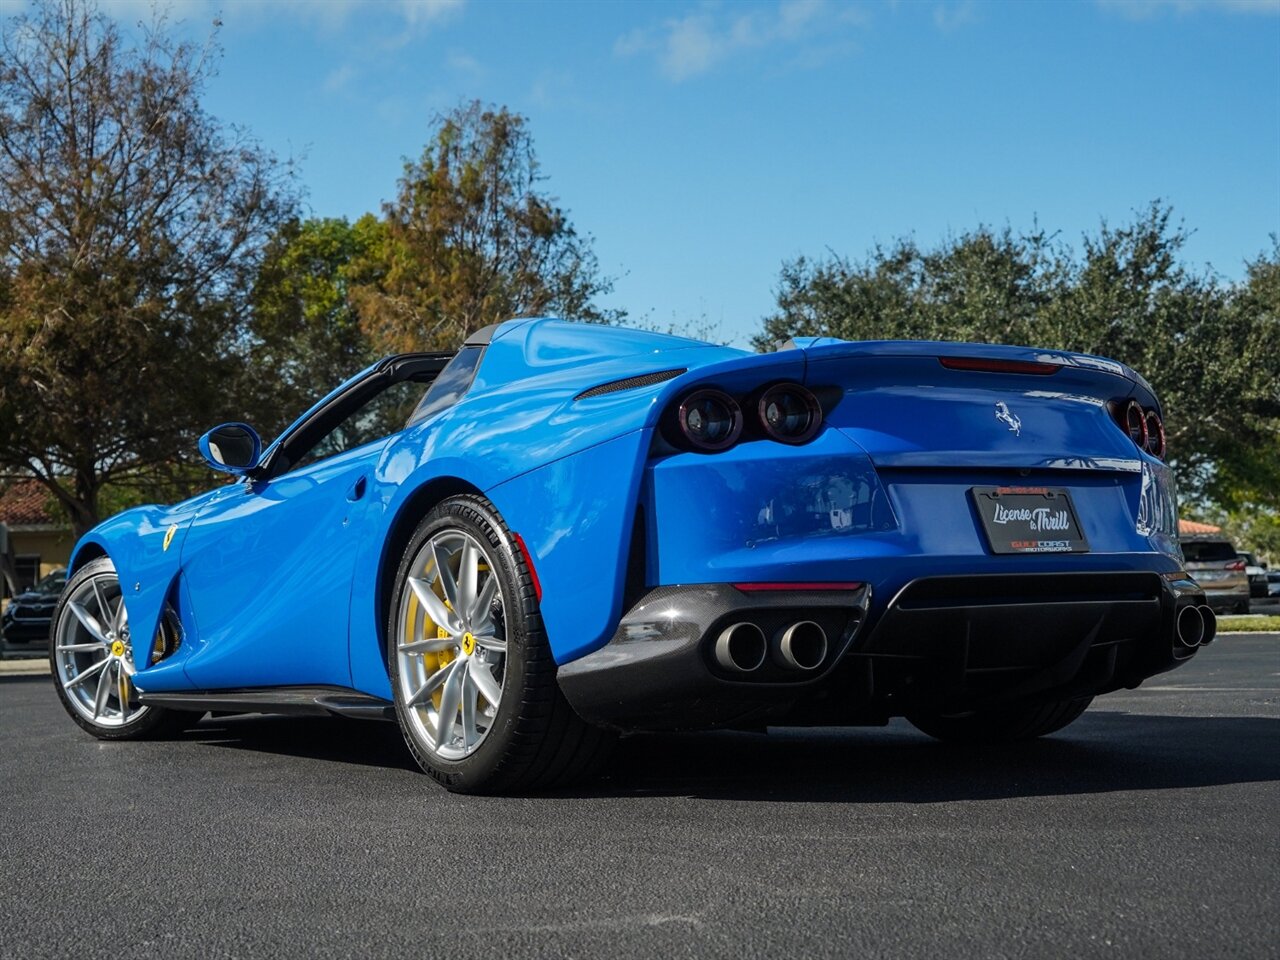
[1178,518,1222,536]
[0,479,71,597]
[0,479,59,528]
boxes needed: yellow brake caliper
[406,590,455,710]
[405,562,493,715]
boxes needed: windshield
[290,378,430,472]
[31,570,66,595]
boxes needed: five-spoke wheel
[389,495,613,793]
[396,529,507,760]
[50,557,188,739]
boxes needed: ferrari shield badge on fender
[162,523,179,552]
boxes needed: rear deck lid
[797,340,1150,473]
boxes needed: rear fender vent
[575,368,686,400]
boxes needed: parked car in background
[1237,551,1269,599]
[1,568,66,651]
[1267,571,1280,599]
[1181,538,1250,614]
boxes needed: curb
[0,659,50,676]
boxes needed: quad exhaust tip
[773,620,828,671]
[1176,605,1205,648]
[715,622,768,673]
[1198,605,1217,646]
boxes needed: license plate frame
[969,486,1089,555]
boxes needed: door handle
[347,476,368,502]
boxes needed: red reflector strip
[733,582,864,592]
[939,356,1059,375]
[512,532,542,602]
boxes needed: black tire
[388,494,614,794]
[50,557,193,741]
[1236,599,1251,615]
[907,696,1093,745]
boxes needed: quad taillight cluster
[1112,399,1166,460]
[669,383,822,453]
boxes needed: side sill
[137,686,395,721]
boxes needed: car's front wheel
[906,696,1093,744]
[50,557,190,740]
[388,494,613,794]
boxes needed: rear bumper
[557,571,1208,732]
[1195,582,1249,612]
[558,583,871,730]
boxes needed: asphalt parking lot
[1,637,1277,960]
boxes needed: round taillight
[757,383,822,444]
[677,389,742,452]
[1123,400,1147,450]
[1144,409,1166,460]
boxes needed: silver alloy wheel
[396,529,507,761]
[52,569,148,728]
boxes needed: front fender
[67,499,205,686]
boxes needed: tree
[0,0,295,535]
[1208,242,1280,512]
[350,101,620,353]
[247,216,378,436]
[759,227,1066,347]
[754,204,1280,514]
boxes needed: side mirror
[198,422,262,476]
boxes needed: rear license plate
[970,486,1089,554]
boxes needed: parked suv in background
[1,568,66,652]
[1181,539,1250,614]
[1237,551,1269,599]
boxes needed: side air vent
[575,368,686,400]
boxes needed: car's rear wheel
[50,557,190,740]
[389,494,613,794]
[906,696,1093,744]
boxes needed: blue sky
[14,0,1280,345]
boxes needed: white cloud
[323,63,356,91]
[778,0,826,35]
[615,0,851,82]
[81,0,465,31]
[445,51,484,77]
[399,0,464,25]
[662,13,722,80]
[932,0,976,32]
[528,68,574,107]
[1097,0,1280,17]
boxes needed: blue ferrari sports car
[50,318,1212,793]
